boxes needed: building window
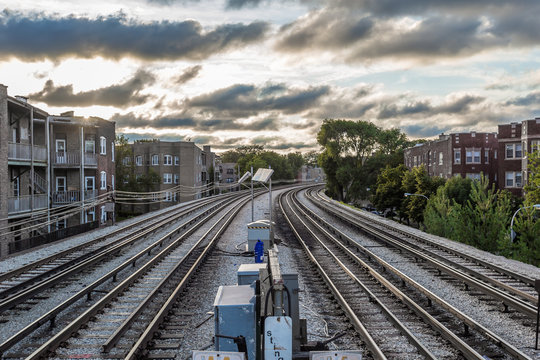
[506,144,513,159]
[13,176,19,197]
[101,205,106,223]
[164,173,172,184]
[465,149,481,164]
[531,140,540,153]
[164,155,173,165]
[136,155,143,166]
[516,172,523,187]
[506,143,522,159]
[438,152,443,165]
[152,154,159,165]
[227,169,234,174]
[174,156,179,165]
[112,175,115,190]
[100,136,106,155]
[111,142,115,162]
[454,149,461,164]
[174,174,179,184]
[484,149,489,164]
[466,173,481,181]
[505,171,523,188]
[122,157,131,165]
[173,192,177,202]
[165,191,172,202]
[85,139,95,153]
[100,171,107,190]
[151,192,159,201]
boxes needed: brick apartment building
[404,132,498,184]
[50,112,116,226]
[121,141,217,214]
[0,84,116,257]
[497,119,540,197]
[218,162,238,184]
[404,118,540,197]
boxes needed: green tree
[303,151,319,166]
[424,186,458,238]
[514,150,540,265]
[287,152,304,177]
[402,165,444,226]
[423,176,471,238]
[373,164,408,219]
[221,145,264,163]
[317,119,407,203]
[460,176,512,252]
[115,135,136,192]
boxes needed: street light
[510,204,540,242]
[404,192,429,200]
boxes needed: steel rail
[300,188,532,360]
[0,194,243,357]
[123,194,255,360]
[0,193,233,284]
[0,195,235,314]
[309,189,538,318]
[102,188,269,352]
[287,189,487,360]
[279,189,387,360]
[316,188,536,288]
[0,196,226,302]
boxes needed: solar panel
[252,168,274,182]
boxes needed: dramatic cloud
[275,1,540,62]
[111,112,280,132]
[186,83,331,118]
[505,92,540,107]
[27,70,156,107]
[174,65,202,85]
[0,10,269,61]
[378,95,484,119]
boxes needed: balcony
[8,142,47,163]
[84,153,98,166]
[53,152,98,167]
[8,194,48,215]
[54,152,79,166]
[52,190,98,205]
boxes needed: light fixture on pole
[404,192,429,200]
[252,167,274,224]
[510,204,540,242]
[237,170,253,221]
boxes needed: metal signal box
[237,263,266,286]
[247,220,273,251]
[214,285,257,360]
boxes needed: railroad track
[0,195,238,318]
[280,186,532,359]
[307,188,538,319]
[0,193,235,299]
[0,191,258,359]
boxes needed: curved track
[279,186,533,360]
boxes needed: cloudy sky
[2,0,540,153]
